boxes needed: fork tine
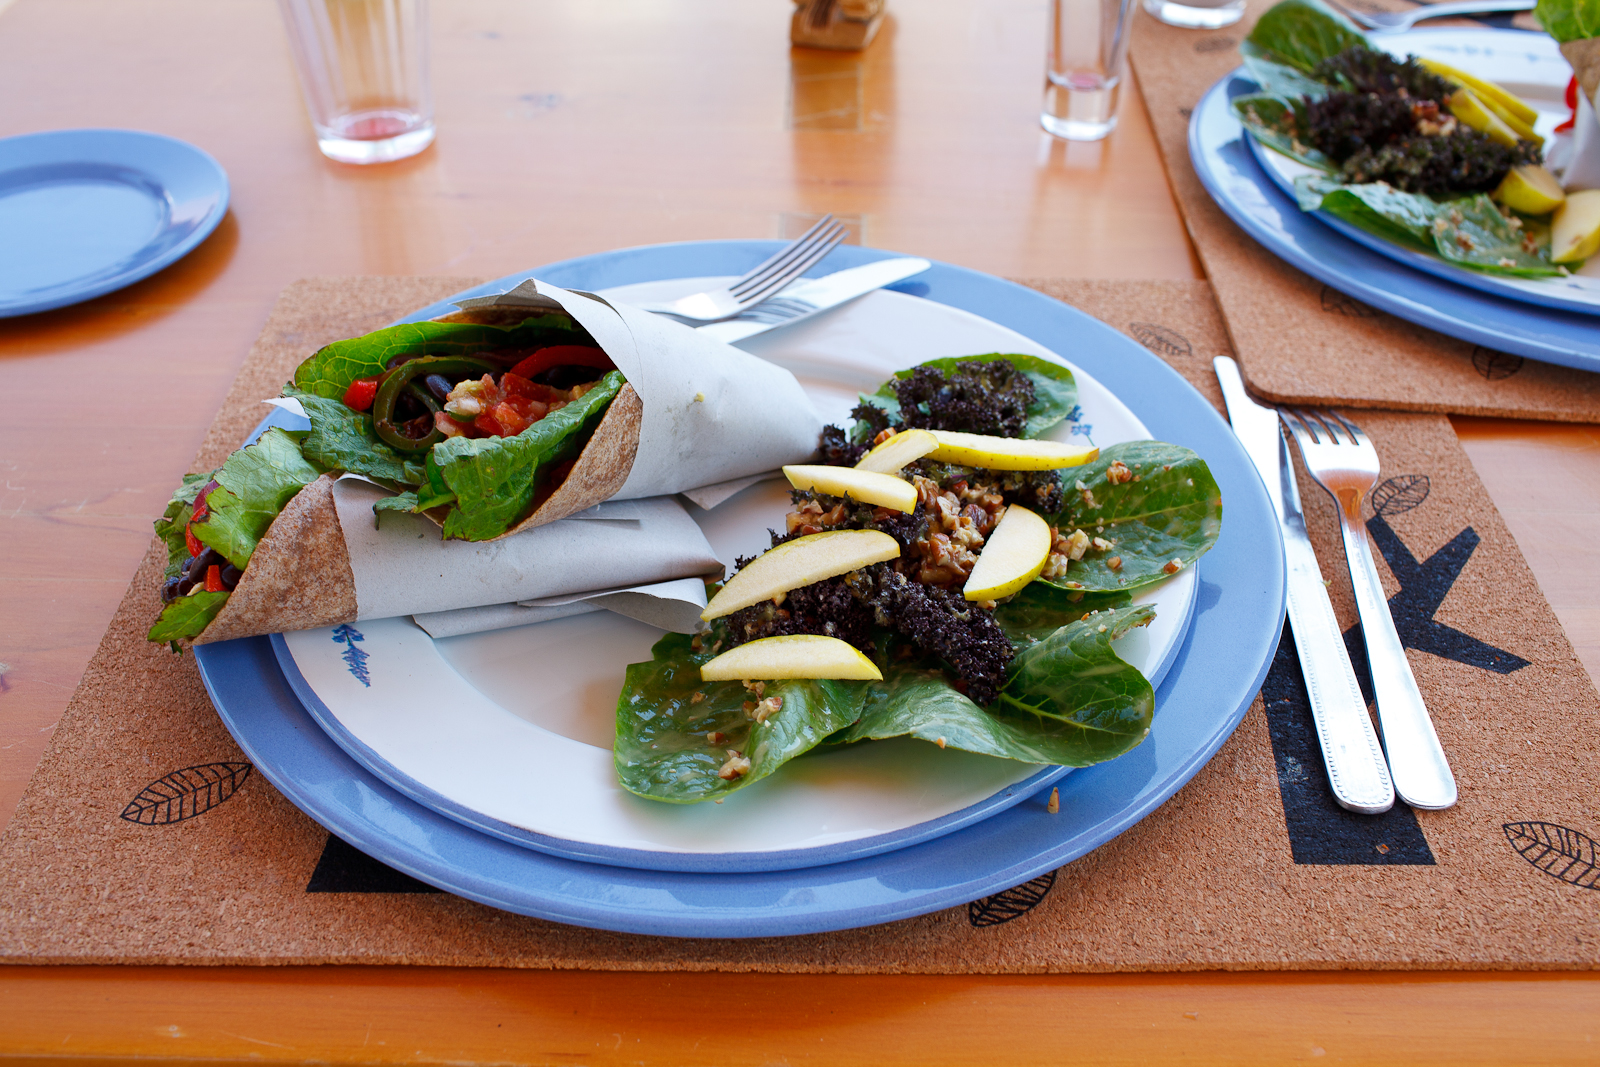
[1280,408,1319,447]
[1327,409,1369,446]
[729,214,836,289]
[730,219,845,299]
[731,216,841,296]
[734,222,847,304]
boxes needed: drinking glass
[1041,0,1138,142]
[276,0,435,164]
[1141,0,1246,30]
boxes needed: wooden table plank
[1,967,1596,1065]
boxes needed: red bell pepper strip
[204,565,224,593]
[1556,76,1578,134]
[508,346,612,381]
[343,377,382,412]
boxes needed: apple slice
[701,529,900,620]
[784,464,917,512]
[964,504,1051,601]
[927,430,1099,471]
[701,634,882,682]
[1446,87,1521,148]
[856,428,939,474]
[1552,189,1600,264]
[1494,164,1564,216]
[1419,58,1539,127]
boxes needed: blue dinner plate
[0,129,228,317]
[194,242,1286,938]
[1189,73,1600,373]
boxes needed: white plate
[1251,29,1600,311]
[277,282,1197,872]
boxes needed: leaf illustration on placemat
[1319,286,1380,317]
[1472,346,1524,381]
[120,762,253,825]
[1370,474,1429,518]
[1128,323,1192,361]
[1502,822,1600,890]
[968,870,1056,928]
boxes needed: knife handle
[1283,529,1397,814]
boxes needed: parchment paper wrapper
[194,477,723,643]
[441,278,825,531]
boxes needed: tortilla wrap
[192,476,724,644]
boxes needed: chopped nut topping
[1105,460,1133,485]
[1163,558,1183,574]
[1107,555,1122,571]
[718,750,752,780]
[706,730,726,744]
[690,690,705,704]
[1091,536,1114,553]
[750,695,784,724]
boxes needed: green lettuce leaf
[1233,94,1334,170]
[1043,441,1223,593]
[836,605,1156,766]
[1296,175,1561,277]
[995,582,1132,646]
[153,471,214,580]
[431,371,624,540]
[287,389,425,488]
[148,590,231,643]
[1240,42,1336,100]
[614,633,869,803]
[859,353,1079,440]
[190,428,323,570]
[1536,0,1600,42]
[1245,0,1367,74]
[290,314,595,399]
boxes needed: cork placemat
[1129,1,1600,422]
[1,277,1597,971]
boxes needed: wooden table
[1,1,1595,1061]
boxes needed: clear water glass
[1042,0,1138,142]
[277,0,435,165]
[1141,0,1246,30]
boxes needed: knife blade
[1214,357,1395,815]
[695,257,931,344]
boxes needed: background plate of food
[1234,5,1600,314]
[193,241,1284,937]
[1189,62,1600,370]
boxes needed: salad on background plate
[1233,0,1600,287]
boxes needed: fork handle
[1337,510,1458,810]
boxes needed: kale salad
[1234,0,1583,277]
[613,355,1223,804]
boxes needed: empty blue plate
[0,129,228,317]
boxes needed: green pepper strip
[372,356,499,453]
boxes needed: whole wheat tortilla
[1561,38,1600,103]
[194,474,357,644]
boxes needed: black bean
[161,577,184,604]
[185,547,220,583]
[219,563,242,590]
[423,374,453,402]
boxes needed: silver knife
[695,257,931,344]
[1214,357,1395,815]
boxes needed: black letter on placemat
[305,834,441,894]
[1261,623,1436,865]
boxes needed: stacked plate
[195,242,1286,938]
[1189,28,1600,373]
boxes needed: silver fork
[636,215,848,322]
[1281,408,1457,810]
[1325,0,1533,33]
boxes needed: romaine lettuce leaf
[836,605,1155,766]
[1233,94,1334,170]
[1536,0,1600,42]
[614,632,869,803]
[1296,175,1561,277]
[290,314,595,399]
[430,370,625,541]
[191,428,323,570]
[1240,42,1337,100]
[153,471,213,580]
[148,590,230,643]
[1043,441,1222,593]
[287,389,426,488]
[1245,0,1367,74]
[858,353,1079,440]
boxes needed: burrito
[149,279,823,645]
